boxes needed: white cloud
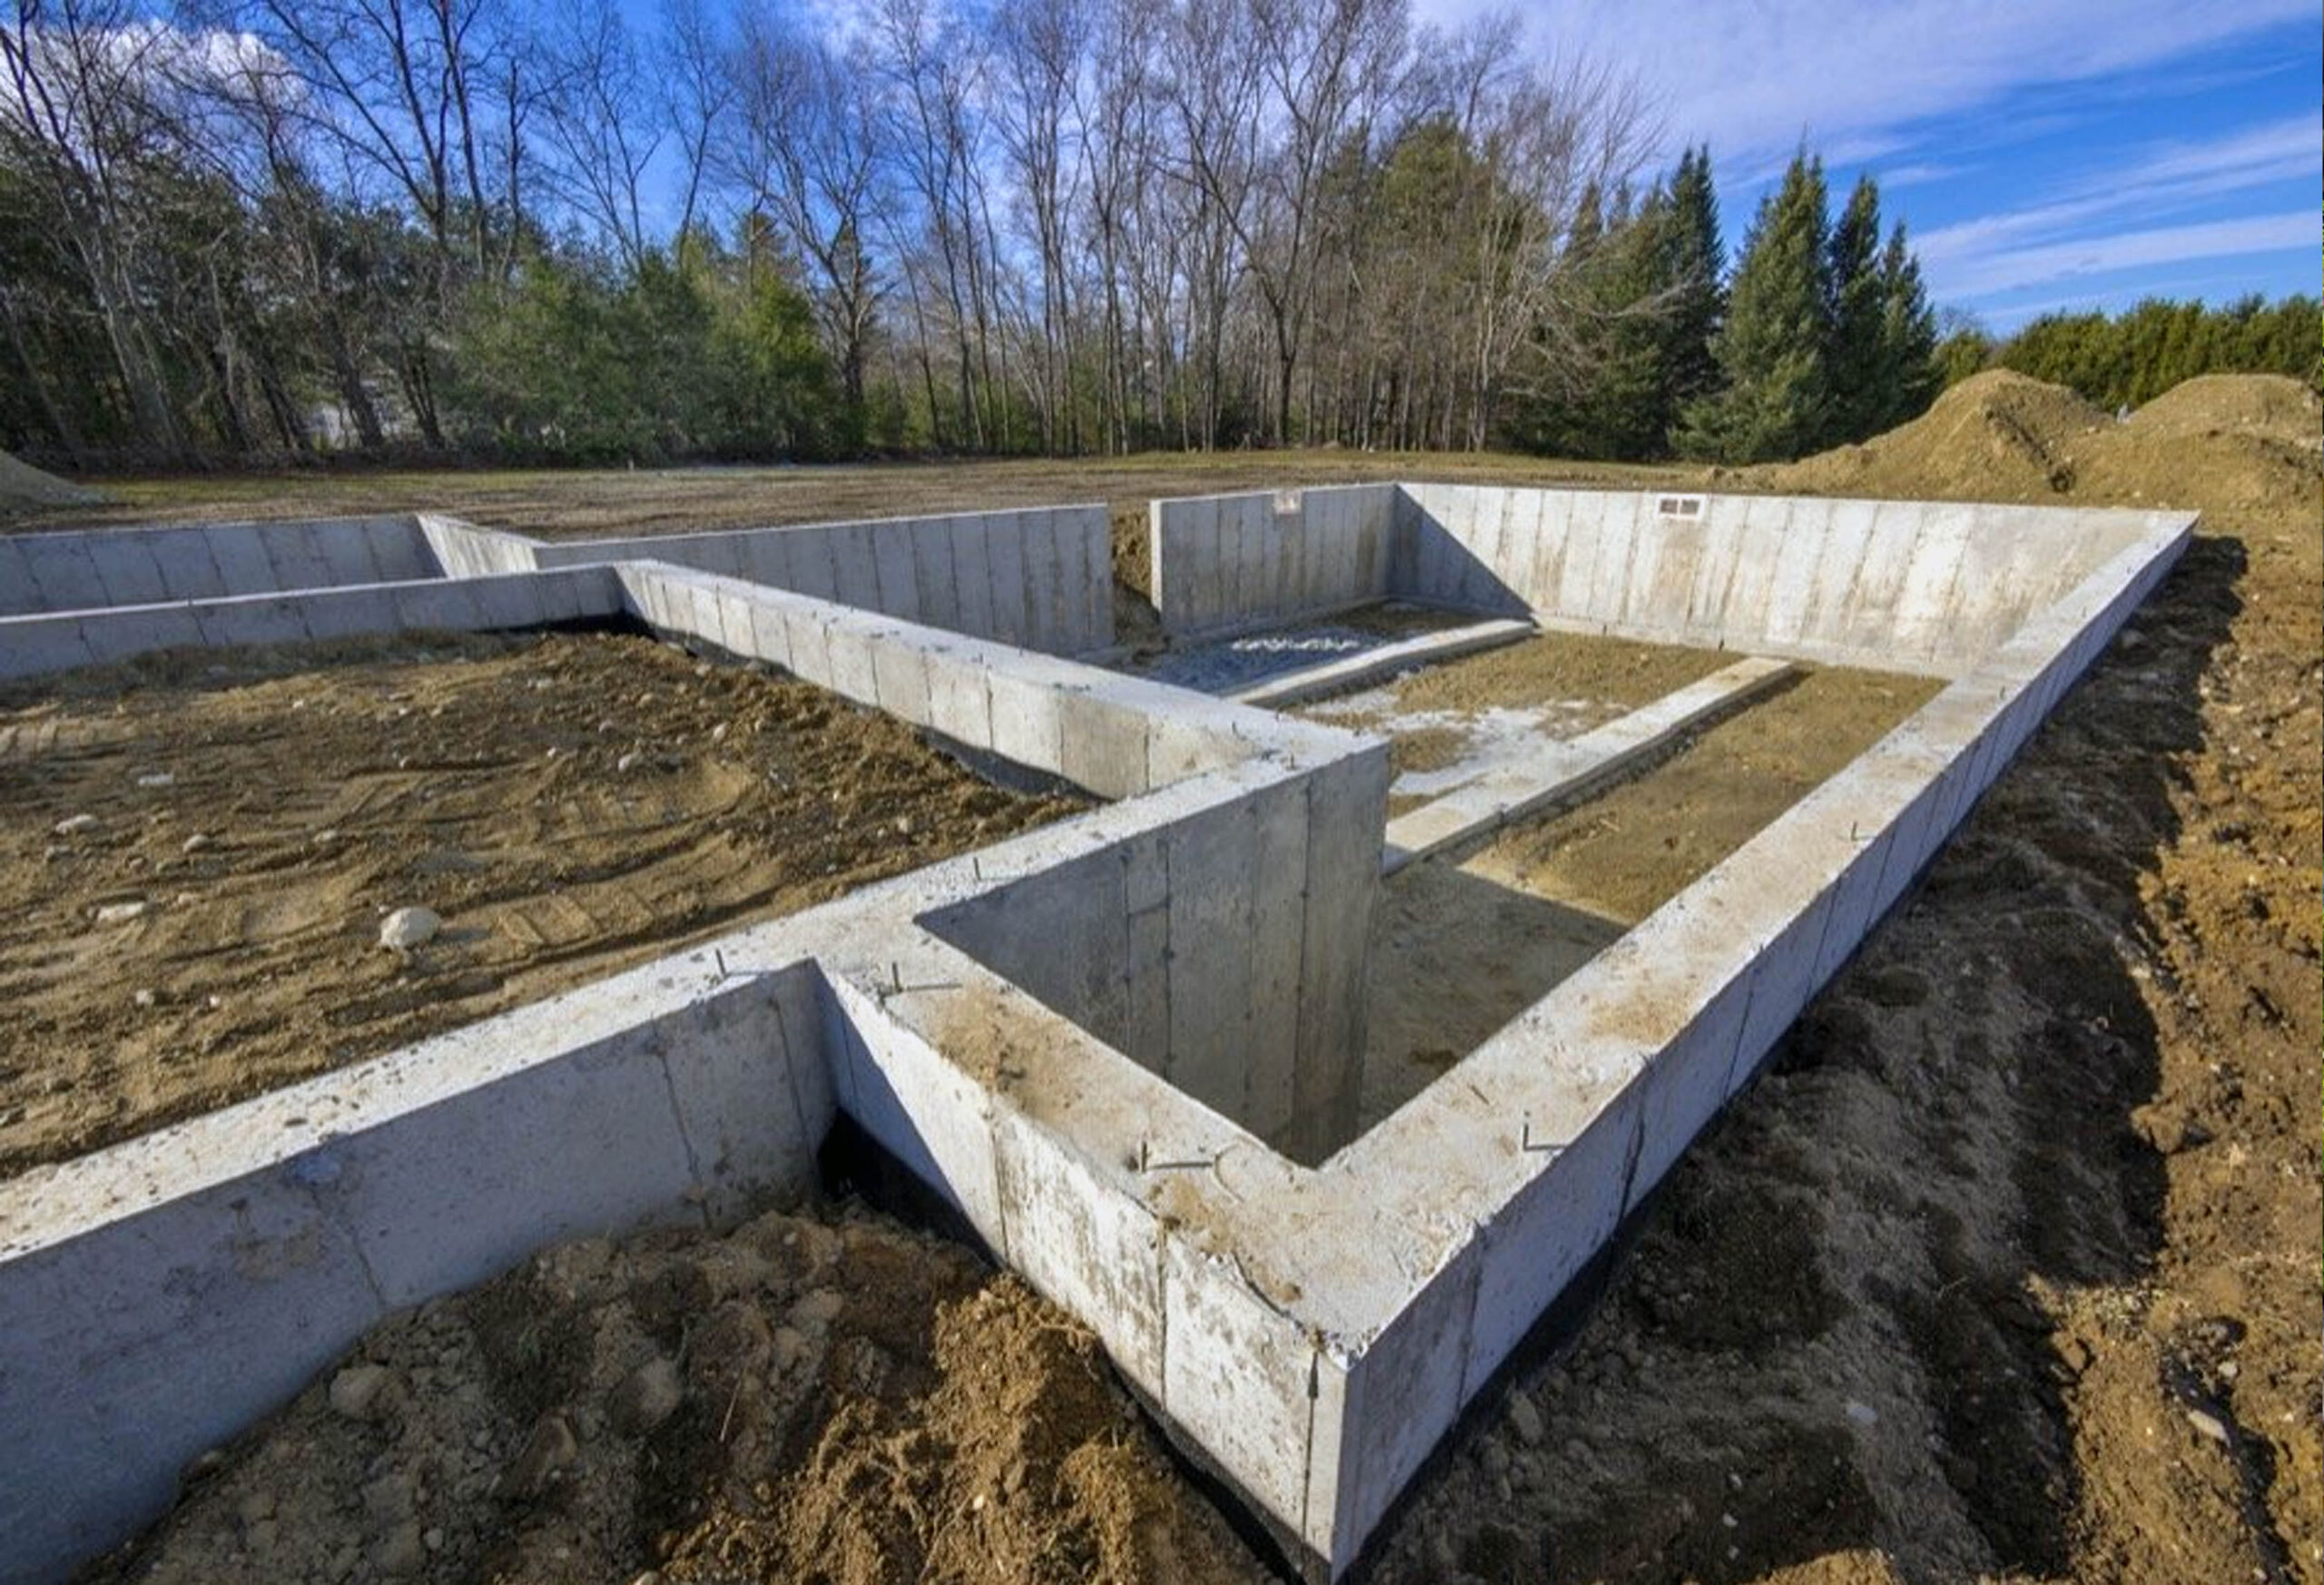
[1913,115,2321,299]
[1414,0,2315,167]
[1928,210,2319,299]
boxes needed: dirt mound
[1757,369,2322,519]
[0,448,103,513]
[94,1201,1265,1585]
[2125,373,2323,444]
[1761,369,2112,502]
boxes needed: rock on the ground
[328,1363,395,1422]
[53,813,99,837]
[378,906,441,951]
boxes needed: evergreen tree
[1658,146,1725,433]
[1822,175,1887,445]
[1874,224,1939,428]
[1679,150,1831,462]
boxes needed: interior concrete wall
[539,506,1115,656]
[0,516,440,617]
[921,741,1388,1160]
[0,964,832,1584]
[1151,484,1398,635]
[0,566,629,683]
[417,512,543,578]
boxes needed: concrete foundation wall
[1151,484,1398,635]
[417,512,544,578]
[0,566,630,683]
[0,516,441,617]
[921,743,1388,1159]
[0,963,832,1583]
[1285,509,2196,1572]
[1391,484,2177,676]
[540,506,1114,655]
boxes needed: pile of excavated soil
[0,632,1079,1175]
[0,448,103,512]
[90,1199,1267,1585]
[1756,369,2112,500]
[1754,369,2324,521]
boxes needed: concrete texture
[0,490,2195,1585]
[0,566,627,682]
[0,516,440,616]
[534,505,1116,655]
[1152,484,1398,635]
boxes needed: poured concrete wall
[418,512,542,578]
[0,963,832,1582]
[0,500,2197,1585]
[0,516,440,616]
[0,566,629,683]
[1217,509,2197,1574]
[539,506,1115,655]
[1151,484,1397,635]
[1390,484,2176,676]
[921,743,1387,1160]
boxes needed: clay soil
[82,371,2322,1585]
[0,631,1078,1176]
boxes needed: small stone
[609,1355,684,1437]
[772,1325,808,1373]
[54,813,99,837]
[133,989,158,1009]
[379,907,441,951]
[423,1527,445,1553]
[182,832,212,853]
[236,1490,276,1525]
[616,752,644,773]
[135,772,175,789]
[1845,1400,1879,1428]
[328,1363,394,1421]
[94,901,149,925]
[710,724,729,743]
[504,1413,579,1499]
[2187,1409,2230,1445]
[1506,1394,1545,1448]
[313,828,339,845]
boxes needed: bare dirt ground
[8,449,1668,543]
[1341,637,1941,1124]
[0,632,1078,1176]
[75,371,2322,1585]
[90,1201,1266,1585]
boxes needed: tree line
[1938,295,2323,412]
[1,0,1941,470]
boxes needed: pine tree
[1823,175,1887,445]
[1679,150,1831,462]
[1658,146,1725,435]
[1874,224,1938,428]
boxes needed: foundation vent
[1656,494,1707,519]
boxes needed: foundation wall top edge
[0,955,831,1265]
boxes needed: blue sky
[1440,0,2322,330]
